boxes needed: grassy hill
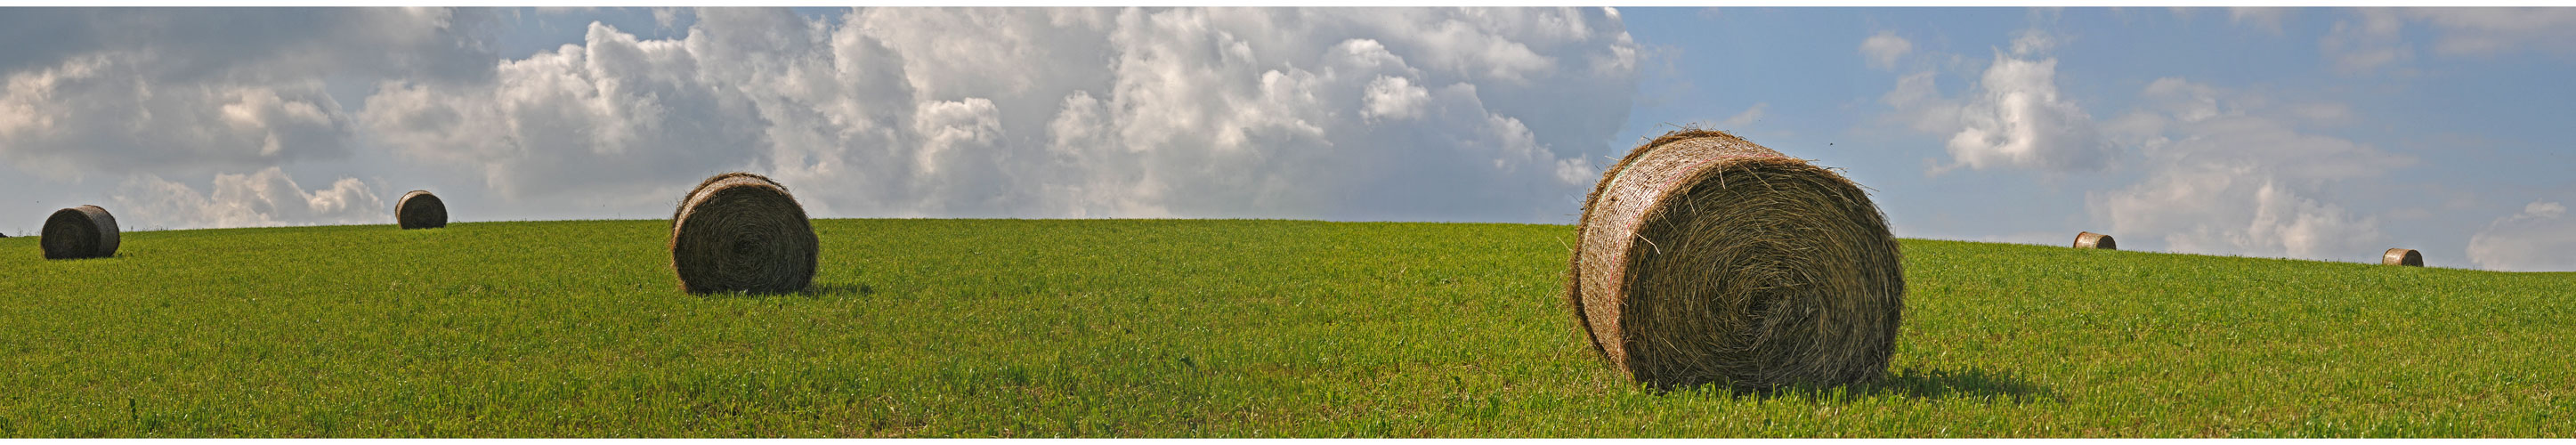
[2,219,2570,437]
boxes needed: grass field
[3,219,2571,437]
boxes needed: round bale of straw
[396,190,448,230]
[41,205,119,260]
[1567,129,1905,391]
[669,173,817,294]
[2383,247,2423,267]
[2073,231,2116,250]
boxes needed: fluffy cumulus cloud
[2088,77,2409,261]
[2466,201,2576,271]
[0,8,489,229]
[1882,29,2108,174]
[1859,30,1911,69]
[0,8,491,176]
[1873,25,2411,262]
[111,167,388,231]
[361,7,1642,222]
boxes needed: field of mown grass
[2,218,2571,437]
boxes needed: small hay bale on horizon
[1566,127,1906,392]
[2073,231,2116,250]
[41,205,119,260]
[396,190,449,230]
[2383,248,2423,267]
[669,172,818,294]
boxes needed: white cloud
[360,7,1643,222]
[0,8,490,227]
[1878,29,2106,174]
[0,56,355,176]
[111,167,387,231]
[2094,165,2386,261]
[1873,32,2402,262]
[1859,30,1912,69]
[1941,53,2106,173]
[2007,28,2057,56]
[2467,200,2576,271]
[1554,157,1598,188]
[1361,75,1430,122]
[2088,77,2409,261]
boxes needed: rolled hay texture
[41,205,119,260]
[396,190,449,230]
[669,173,817,294]
[2383,248,2423,267]
[1567,129,1905,391]
[2073,231,2117,250]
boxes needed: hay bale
[1566,129,1905,391]
[396,190,448,230]
[669,173,817,294]
[2383,247,2423,267]
[2073,231,2116,250]
[41,205,119,260]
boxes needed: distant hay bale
[2383,248,2423,267]
[1566,128,1905,392]
[396,190,448,230]
[41,205,119,260]
[669,173,817,294]
[2073,231,2116,250]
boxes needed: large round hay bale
[1566,129,1905,391]
[2073,231,2116,250]
[2383,247,2423,267]
[41,205,119,260]
[669,173,817,294]
[396,190,448,230]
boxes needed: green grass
[2,219,2571,437]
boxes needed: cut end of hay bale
[396,190,449,230]
[1566,127,1905,392]
[2383,248,2423,267]
[2073,231,2117,250]
[41,205,119,260]
[669,172,818,295]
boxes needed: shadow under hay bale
[2383,247,2423,267]
[1566,128,1905,392]
[669,173,817,294]
[41,205,119,260]
[2073,231,2116,250]
[396,190,448,230]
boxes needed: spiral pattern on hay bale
[2383,248,2423,267]
[669,173,817,294]
[1567,129,1905,391]
[41,205,120,260]
[2073,231,2116,250]
[396,190,449,230]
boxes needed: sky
[1,7,2571,271]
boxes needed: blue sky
[1,7,2571,271]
